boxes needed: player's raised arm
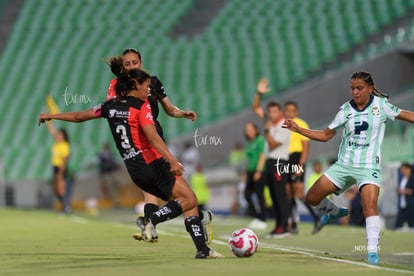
[38,109,98,125]
[283,118,336,142]
[252,78,271,120]
[159,97,197,121]
[397,110,414,123]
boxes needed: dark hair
[58,128,69,143]
[106,48,142,77]
[401,162,413,170]
[266,101,281,110]
[106,56,124,77]
[244,121,260,140]
[122,48,142,61]
[115,68,151,99]
[351,71,389,99]
[284,101,298,109]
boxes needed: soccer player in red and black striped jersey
[38,68,223,259]
[106,49,213,244]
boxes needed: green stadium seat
[1,0,414,180]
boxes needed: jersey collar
[349,95,374,112]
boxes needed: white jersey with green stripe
[328,95,401,169]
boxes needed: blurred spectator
[394,163,414,229]
[181,141,200,181]
[45,120,71,214]
[190,164,210,210]
[306,160,323,191]
[230,172,247,215]
[229,142,246,176]
[98,143,121,207]
[243,122,267,230]
[63,162,76,214]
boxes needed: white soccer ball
[228,228,259,257]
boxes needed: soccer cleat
[143,219,158,243]
[201,210,214,245]
[132,232,143,241]
[136,216,146,232]
[320,208,349,225]
[133,216,149,241]
[195,249,225,259]
[312,221,324,235]
[248,218,267,230]
[265,227,291,239]
[290,227,299,235]
[367,252,379,265]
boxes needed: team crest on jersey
[371,106,380,116]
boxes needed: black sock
[149,200,182,226]
[185,216,210,254]
[144,203,159,219]
[303,200,319,223]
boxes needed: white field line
[156,228,414,274]
[71,218,413,274]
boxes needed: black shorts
[287,152,305,183]
[126,158,175,201]
[52,166,68,178]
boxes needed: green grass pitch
[0,208,413,276]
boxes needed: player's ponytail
[351,71,390,100]
[371,88,390,100]
[106,56,124,77]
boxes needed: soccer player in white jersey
[283,72,414,265]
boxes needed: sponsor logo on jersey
[122,150,141,161]
[348,140,370,148]
[108,109,130,118]
[354,121,369,135]
[145,112,153,120]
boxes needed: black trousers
[245,170,266,221]
[263,158,289,231]
[394,206,414,228]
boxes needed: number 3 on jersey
[116,125,131,149]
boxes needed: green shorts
[324,163,382,195]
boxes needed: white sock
[366,216,380,253]
[315,198,339,215]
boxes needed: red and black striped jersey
[94,96,161,165]
[106,75,167,141]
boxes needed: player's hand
[282,118,299,132]
[170,160,184,176]
[183,110,197,121]
[253,171,262,181]
[257,78,271,94]
[38,113,52,126]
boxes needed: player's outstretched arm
[159,97,197,121]
[283,118,336,142]
[397,110,414,123]
[38,109,98,125]
[142,124,184,176]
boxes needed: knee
[363,205,378,217]
[186,192,199,210]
